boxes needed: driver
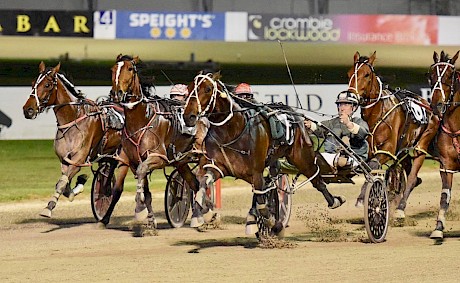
[304,90,369,168]
[234,82,257,102]
[169,84,188,100]
[305,91,377,207]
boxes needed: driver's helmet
[335,91,359,105]
[234,83,254,99]
[169,84,188,100]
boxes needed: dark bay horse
[347,51,439,219]
[22,61,129,225]
[182,72,346,236]
[427,50,460,239]
[111,55,199,235]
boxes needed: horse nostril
[23,108,35,119]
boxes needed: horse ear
[212,71,222,80]
[116,54,123,61]
[451,50,460,64]
[368,51,377,65]
[53,62,61,74]
[433,51,440,63]
[133,56,139,64]
[39,61,46,73]
[353,51,360,63]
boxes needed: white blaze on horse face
[115,61,124,88]
[432,62,454,104]
[348,62,369,96]
[30,71,50,109]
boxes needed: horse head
[183,71,225,127]
[111,54,141,104]
[23,61,61,119]
[347,51,380,106]
[428,50,460,117]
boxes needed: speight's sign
[248,14,340,42]
[116,11,225,40]
[0,10,93,37]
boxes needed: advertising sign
[0,10,93,37]
[248,14,437,45]
[94,10,116,39]
[116,11,225,40]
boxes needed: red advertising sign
[248,14,438,45]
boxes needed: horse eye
[45,83,50,88]
[128,67,133,71]
[364,73,370,78]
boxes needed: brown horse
[183,72,346,236]
[111,55,199,235]
[22,61,129,226]
[427,50,460,239]
[347,51,439,219]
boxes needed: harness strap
[124,112,158,163]
[57,114,88,129]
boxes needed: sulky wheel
[276,174,292,228]
[364,176,389,243]
[91,161,116,221]
[164,168,193,228]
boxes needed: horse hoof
[329,195,346,209]
[430,230,443,239]
[393,209,406,219]
[245,223,258,235]
[355,199,363,208]
[96,222,107,229]
[68,192,75,202]
[271,222,285,239]
[190,216,204,228]
[40,208,52,218]
[134,207,148,221]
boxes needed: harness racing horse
[183,72,346,237]
[111,55,200,235]
[22,61,129,225]
[347,51,439,219]
[427,50,460,239]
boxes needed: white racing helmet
[335,91,359,105]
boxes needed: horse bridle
[429,61,457,115]
[113,60,146,109]
[348,60,387,109]
[30,70,58,113]
[185,73,234,126]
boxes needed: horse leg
[312,176,346,209]
[98,164,129,228]
[134,155,165,221]
[430,171,453,239]
[394,154,425,219]
[190,168,218,228]
[247,174,284,237]
[40,164,80,218]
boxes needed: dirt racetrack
[1,170,460,283]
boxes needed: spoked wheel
[276,174,292,228]
[164,168,193,228]
[91,160,116,221]
[364,176,389,243]
[385,164,407,204]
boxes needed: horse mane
[51,68,85,99]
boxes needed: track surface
[1,172,460,282]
